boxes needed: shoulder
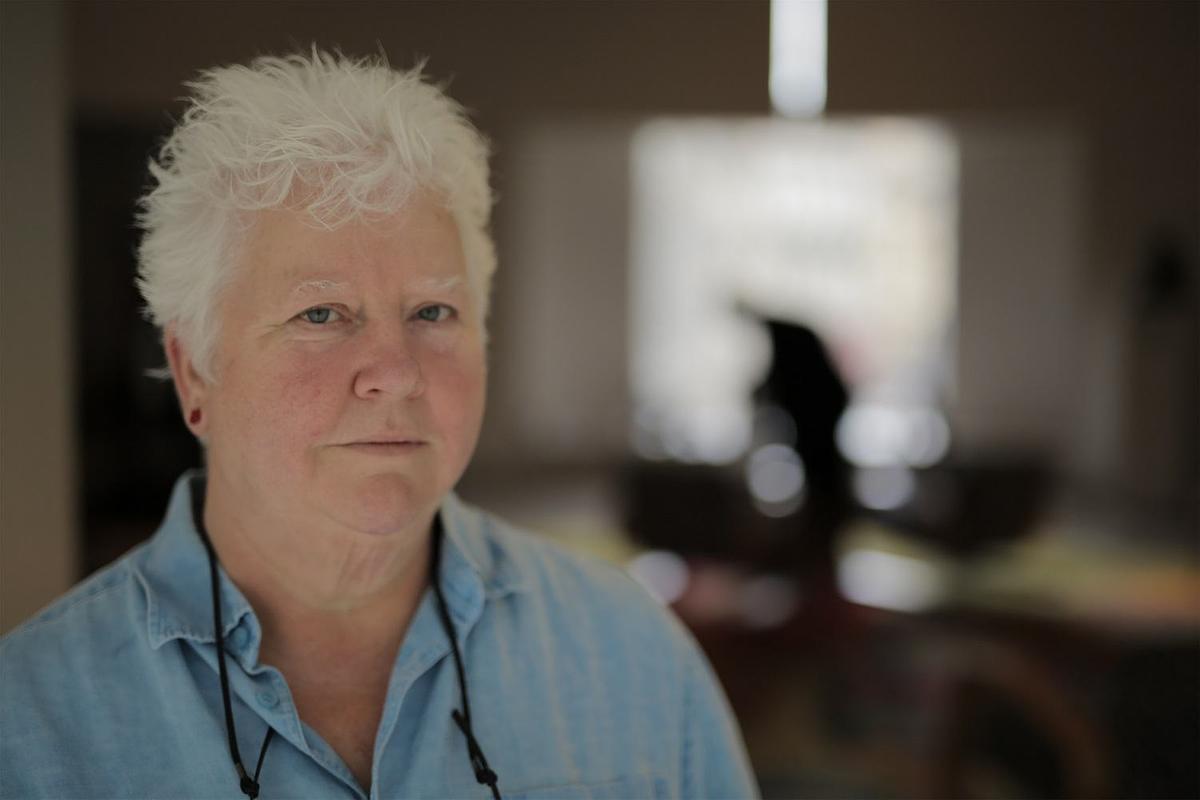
[2,552,141,641]
[466,499,663,603]
[493,513,652,607]
[0,549,151,785]
[458,501,761,798]
[0,550,146,683]
[459,497,703,675]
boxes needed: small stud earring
[189,409,202,425]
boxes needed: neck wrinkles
[199,469,433,663]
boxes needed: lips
[338,434,427,453]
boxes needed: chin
[335,472,439,537]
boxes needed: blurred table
[668,520,1200,799]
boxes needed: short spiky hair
[136,49,495,382]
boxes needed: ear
[164,323,211,439]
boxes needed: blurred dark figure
[1124,229,1199,529]
[754,319,853,574]
[758,320,850,495]
[623,318,855,572]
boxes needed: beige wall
[827,0,1199,500]
[1,1,78,633]
[68,0,772,117]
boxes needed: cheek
[427,348,487,453]
[229,349,347,451]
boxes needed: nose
[352,325,426,400]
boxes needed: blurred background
[2,1,1197,797]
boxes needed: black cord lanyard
[194,479,501,799]
[202,532,273,798]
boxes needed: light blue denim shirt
[1,471,758,799]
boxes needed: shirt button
[256,690,279,709]
[228,627,249,651]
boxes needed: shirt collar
[132,469,528,651]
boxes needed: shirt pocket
[506,774,669,799]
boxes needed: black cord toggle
[453,706,499,799]
[236,763,260,799]
[453,710,498,785]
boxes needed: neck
[199,472,434,667]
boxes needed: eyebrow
[412,276,465,293]
[289,276,465,297]
[291,279,350,297]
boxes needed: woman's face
[190,194,486,539]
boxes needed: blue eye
[300,307,340,325]
[416,305,454,323]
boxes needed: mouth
[340,438,428,454]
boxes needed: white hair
[136,49,495,383]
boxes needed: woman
[0,51,758,799]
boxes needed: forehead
[236,196,467,291]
